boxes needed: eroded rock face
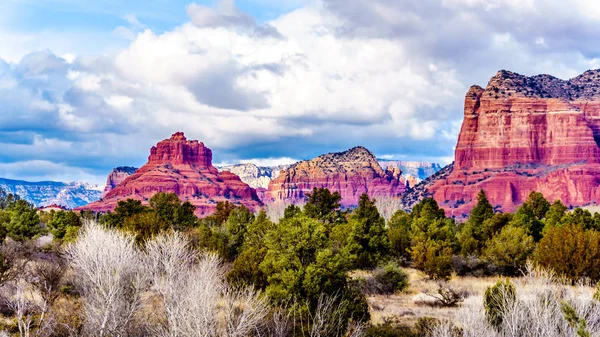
[265,146,408,207]
[420,69,600,217]
[79,132,262,216]
[102,167,138,198]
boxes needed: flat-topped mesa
[78,132,262,217]
[455,70,600,171]
[147,132,212,168]
[414,69,600,216]
[265,146,407,207]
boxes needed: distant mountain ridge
[377,160,442,181]
[216,163,291,189]
[0,178,103,209]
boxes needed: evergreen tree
[6,199,41,241]
[149,192,197,230]
[304,187,343,224]
[387,210,413,260]
[543,200,568,229]
[409,198,457,280]
[458,190,495,256]
[346,194,390,268]
[48,210,81,240]
[483,225,534,275]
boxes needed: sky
[2,0,600,184]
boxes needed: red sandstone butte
[79,132,262,216]
[265,146,408,207]
[428,69,600,217]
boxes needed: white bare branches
[433,271,600,337]
[264,201,305,223]
[374,197,404,224]
[145,232,269,337]
[66,221,145,337]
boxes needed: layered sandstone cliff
[79,132,262,216]
[101,166,138,198]
[412,69,600,217]
[265,146,408,207]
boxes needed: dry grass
[365,268,501,326]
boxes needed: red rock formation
[102,166,138,198]
[265,146,408,207]
[423,69,600,217]
[79,132,262,216]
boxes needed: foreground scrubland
[2,187,600,336]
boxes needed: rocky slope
[413,69,600,217]
[0,178,102,209]
[216,163,291,189]
[102,166,138,198]
[265,146,408,207]
[79,132,262,216]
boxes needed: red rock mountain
[265,146,408,207]
[80,132,262,216]
[101,166,138,198]
[408,69,600,217]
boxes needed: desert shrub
[451,255,491,277]
[365,323,417,337]
[360,262,409,295]
[374,262,409,294]
[483,225,535,275]
[534,224,600,281]
[421,282,467,307]
[414,317,442,337]
[483,279,516,329]
[561,302,592,337]
[432,271,600,337]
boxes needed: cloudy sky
[2,0,600,184]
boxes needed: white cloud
[239,157,299,166]
[3,0,600,183]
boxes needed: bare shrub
[421,282,468,307]
[0,282,40,337]
[301,294,365,337]
[374,197,404,224]
[432,270,600,337]
[264,201,305,223]
[66,221,146,336]
[145,232,269,337]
